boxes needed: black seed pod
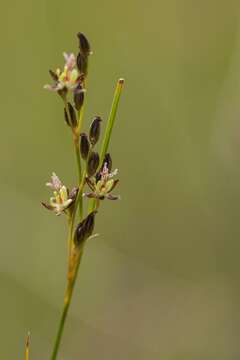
[64,102,77,128]
[76,52,88,75]
[87,151,100,176]
[89,116,102,145]
[77,32,91,56]
[74,211,97,246]
[80,133,90,160]
[74,85,85,111]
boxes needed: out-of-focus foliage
[0,0,240,359]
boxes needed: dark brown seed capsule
[76,52,88,75]
[64,102,77,128]
[77,32,91,56]
[87,151,100,176]
[89,116,102,145]
[74,211,97,246]
[80,133,90,160]
[74,85,84,111]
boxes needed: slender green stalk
[51,167,87,360]
[88,78,124,213]
[100,78,124,164]
[50,246,85,360]
[74,141,82,186]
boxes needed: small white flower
[46,172,63,191]
[42,173,76,216]
[44,53,82,93]
[85,163,120,201]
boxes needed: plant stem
[88,78,124,213]
[99,78,124,165]
[50,245,85,360]
[74,140,82,185]
[51,169,87,360]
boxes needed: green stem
[88,78,124,213]
[64,98,83,219]
[99,78,124,165]
[74,141,82,186]
[50,246,85,360]
[73,169,86,222]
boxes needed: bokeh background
[1,0,240,359]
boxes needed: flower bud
[74,85,85,111]
[76,52,88,75]
[80,133,90,160]
[74,211,97,246]
[89,116,102,145]
[77,32,91,56]
[87,151,100,176]
[64,102,77,128]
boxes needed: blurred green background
[1,0,240,359]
